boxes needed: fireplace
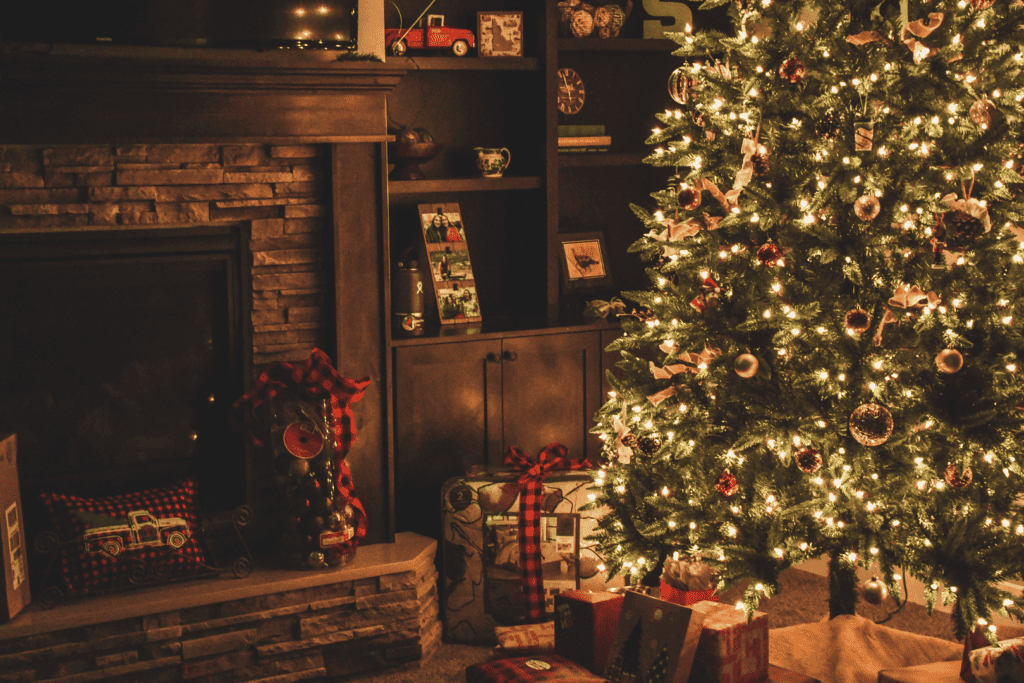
[0,51,441,682]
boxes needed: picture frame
[559,231,613,291]
[477,11,524,57]
[417,202,483,325]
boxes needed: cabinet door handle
[502,350,518,362]
[486,352,500,363]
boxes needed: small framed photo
[477,11,524,57]
[417,202,483,325]
[559,232,612,291]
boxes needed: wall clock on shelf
[556,67,586,115]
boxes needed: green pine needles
[591,0,1024,640]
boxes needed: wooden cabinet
[392,329,604,542]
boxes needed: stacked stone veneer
[0,536,441,683]
[0,143,333,366]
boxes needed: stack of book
[558,125,611,153]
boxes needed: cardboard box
[554,589,624,673]
[442,472,623,643]
[689,599,769,683]
[605,591,705,683]
[0,434,30,621]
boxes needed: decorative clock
[556,67,586,115]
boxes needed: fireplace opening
[0,226,251,576]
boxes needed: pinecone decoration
[751,150,770,176]
[779,57,806,84]
[944,210,985,248]
[815,109,840,141]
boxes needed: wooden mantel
[0,45,406,144]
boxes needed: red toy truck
[385,2,475,57]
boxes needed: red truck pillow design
[41,479,207,594]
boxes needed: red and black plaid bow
[503,443,591,621]
[234,348,371,548]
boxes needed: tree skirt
[770,615,963,683]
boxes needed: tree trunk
[827,553,858,618]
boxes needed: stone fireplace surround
[0,49,436,681]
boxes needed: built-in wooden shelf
[388,176,542,194]
[558,153,646,167]
[556,38,677,52]
[387,56,541,70]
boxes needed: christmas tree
[592,0,1024,641]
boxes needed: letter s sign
[643,0,694,39]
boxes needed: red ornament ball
[779,57,806,84]
[638,435,663,455]
[854,195,881,221]
[734,353,759,378]
[757,242,783,267]
[944,463,973,488]
[715,469,739,497]
[936,349,964,374]
[971,0,995,10]
[845,309,872,335]
[849,403,894,447]
[678,186,702,211]
[970,99,997,128]
[795,447,823,474]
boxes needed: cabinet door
[501,331,603,463]
[393,339,502,540]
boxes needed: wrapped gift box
[689,599,769,683]
[442,471,623,643]
[466,654,610,683]
[554,589,624,673]
[494,621,555,657]
[966,638,1024,683]
[605,590,706,683]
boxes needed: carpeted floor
[344,566,1024,683]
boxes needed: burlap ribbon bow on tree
[502,443,592,621]
[234,347,371,550]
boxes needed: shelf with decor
[389,56,541,71]
[388,176,542,195]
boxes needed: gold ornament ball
[734,353,759,378]
[668,67,694,105]
[849,403,894,447]
[970,99,997,128]
[854,194,881,221]
[936,349,964,374]
[862,576,888,605]
[845,308,872,334]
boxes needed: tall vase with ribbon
[503,443,592,621]
[234,348,371,570]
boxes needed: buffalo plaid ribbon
[234,348,371,548]
[503,443,591,621]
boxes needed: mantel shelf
[388,176,542,194]
[387,56,541,71]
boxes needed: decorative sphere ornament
[306,551,327,569]
[678,186,702,211]
[815,109,840,141]
[734,354,759,378]
[288,458,311,479]
[795,447,823,474]
[845,309,872,335]
[862,576,889,605]
[570,9,595,37]
[668,66,694,104]
[779,57,806,84]
[757,241,783,267]
[638,435,663,455]
[854,194,881,221]
[715,469,739,497]
[969,98,997,128]
[971,0,995,7]
[936,349,964,374]
[849,403,894,447]
[945,463,973,488]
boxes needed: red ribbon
[503,443,591,620]
[234,348,371,551]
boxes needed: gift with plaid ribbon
[503,443,592,621]
[234,348,370,567]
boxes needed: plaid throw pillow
[40,479,208,594]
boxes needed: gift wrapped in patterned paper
[659,555,719,606]
[494,621,555,657]
[688,599,769,683]
[966,638,1024,683]
[441,468,624,644]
